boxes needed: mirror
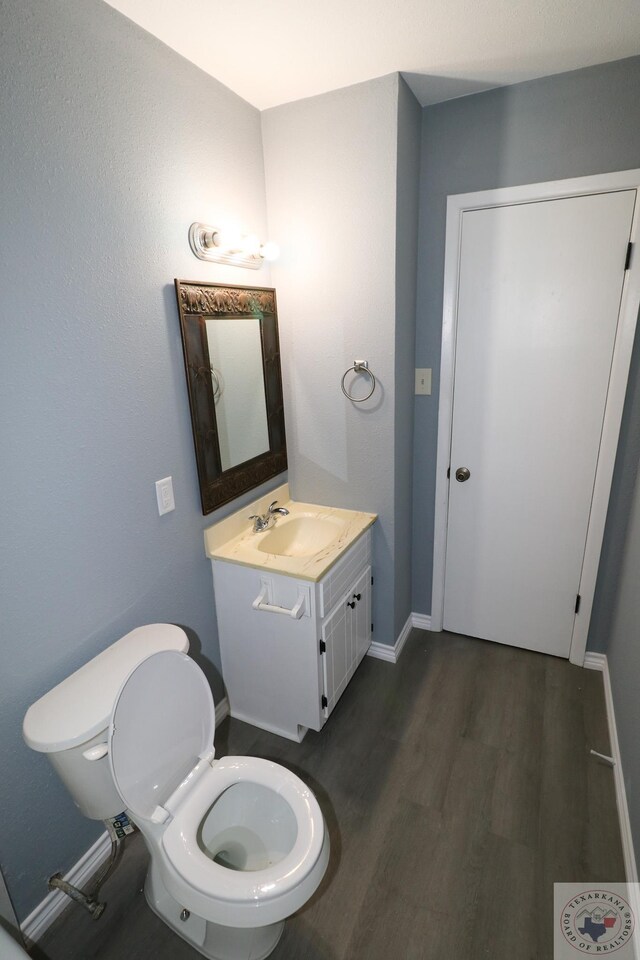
[206,317,270,471]
[175,280,287,514]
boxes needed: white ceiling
[104,0,640,110]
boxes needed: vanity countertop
[204,483,376,582]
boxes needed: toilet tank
[23,624,189,820]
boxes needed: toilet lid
[109,651,215,820]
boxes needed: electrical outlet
[155,477,175,516]
[415,368,432,395]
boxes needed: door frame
[431,170,640,665]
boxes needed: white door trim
[431,169,640,665]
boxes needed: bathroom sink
[257,515,346,558]
[204,483,377,581]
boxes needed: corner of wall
[393,76,422,637]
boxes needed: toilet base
[145,859,285,960]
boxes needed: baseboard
[367,640,398,662]
[367,612,433,664]
[215,695,229,726]
[21,830,112,947]
[583,652,638,883]
[583,651,606,671]
[228,708,306,742]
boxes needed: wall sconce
[189,223,280,269]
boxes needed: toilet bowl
[23,625,329,960]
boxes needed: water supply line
[47,819,126,920]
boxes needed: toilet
[0,925,30,960]
[23,624,329,960]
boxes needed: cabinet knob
[353,593,361,601]
[347,600,356,609]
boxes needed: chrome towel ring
[341,360,376,403]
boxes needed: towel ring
[341,361,376,403]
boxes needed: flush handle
[82,744,109,761]
[455,467,471,483]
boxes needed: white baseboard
[367,640,398,662]
[584,652,638,883]
[367,612,432,664]
[228,708,306,743]
[21,829,112,947]
[583,651,606,670]
[215,695,229,726]
[22,693,232,946]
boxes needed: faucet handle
[249,513,268,533]
[268,501,279,513]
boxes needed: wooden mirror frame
[175,279,287,514]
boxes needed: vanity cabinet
[211,530,372,741]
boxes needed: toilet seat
[108,648,329,931]
[109,650,216,823]
[162,755,325,904]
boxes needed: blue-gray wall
[604,407,640,859]
[412,56,640,627]
[0,0,278,921]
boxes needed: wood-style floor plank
[34,631,625,960]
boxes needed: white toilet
[23,624,329,960]
[0,925,30,960]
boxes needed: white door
[443,190,636,657]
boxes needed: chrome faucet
[249,500,290,533]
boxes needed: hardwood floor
[33,630,624,960]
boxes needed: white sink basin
[257,515,346,557]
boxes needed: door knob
[455,467,471,482]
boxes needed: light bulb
[260,241,280,262]
[242,233,261,256]
[215,228,243,252]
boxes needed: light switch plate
[415,368,432,395]
[155,476,175,515]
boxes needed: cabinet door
[351,565,372,667]
[321,565,372,719]
[320,597,348,719]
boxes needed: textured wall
[261,75,402,647]
[412,56,640,625]
[0,0,275,920]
